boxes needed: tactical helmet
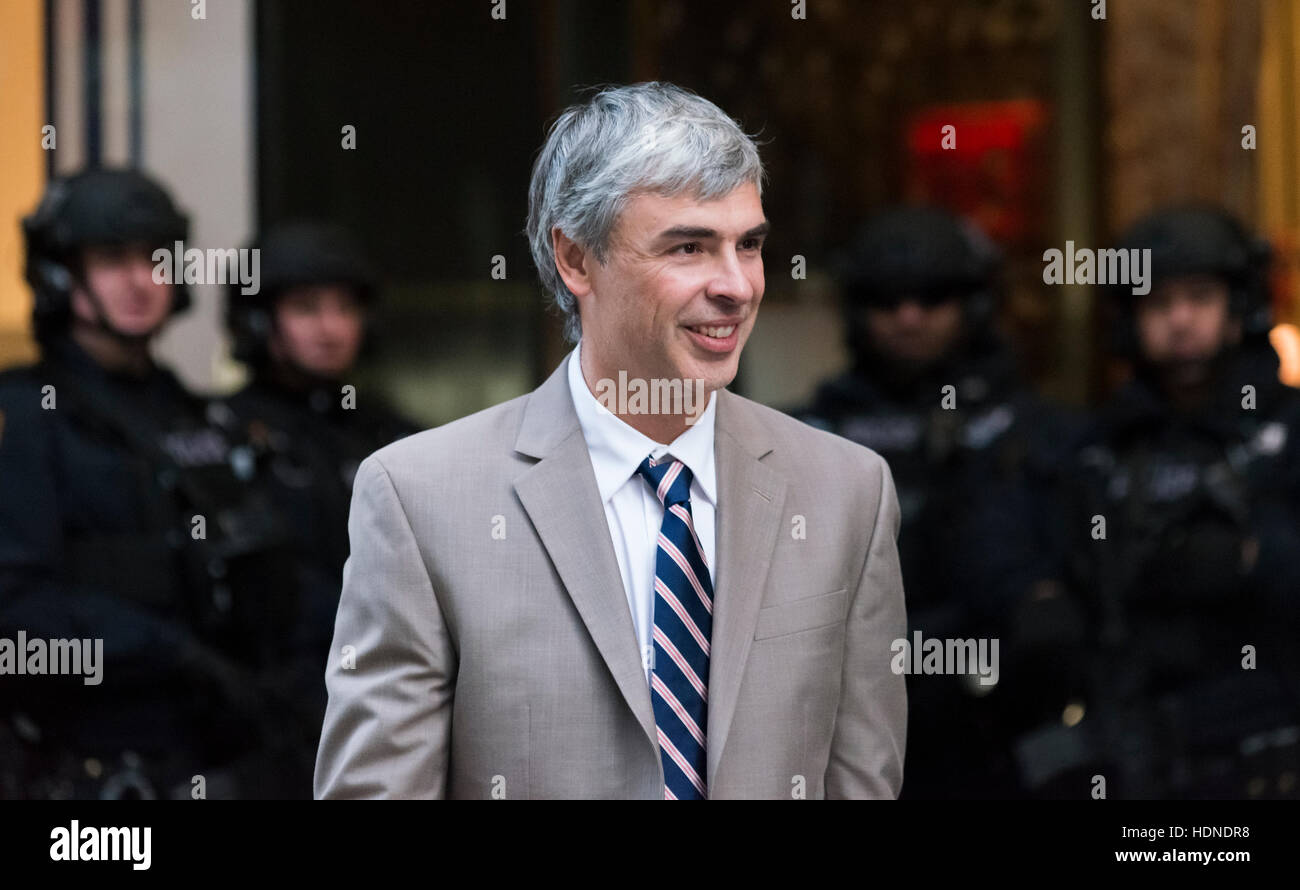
[839,205,1001,330]
[22,168,191,342]
[225,220,377,367]
[1106,205,1273,354]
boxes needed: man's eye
[741,238,764,251]
[674,243,700,255]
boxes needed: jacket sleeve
[0,377,255,700]
[825,452,909,799]
[0,378,187,669]
[314,454,456,799]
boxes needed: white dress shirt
[566,341,718,685]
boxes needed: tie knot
[636,455,693,507]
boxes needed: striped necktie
[636,454,712,800]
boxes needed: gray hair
[526,81,766,343]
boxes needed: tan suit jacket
[314,360,908,798]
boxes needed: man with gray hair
[315,81,908,799]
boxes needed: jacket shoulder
[723,390,888,475]
[364,390,532,479]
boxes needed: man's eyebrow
[655,221,772,241]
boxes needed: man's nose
[706,247,758,303]
[1166,297,1197,330]
[894,300,926,326]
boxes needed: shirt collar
[567,340,717,507]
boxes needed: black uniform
[0,338,303,799]
[220,220,420,777]
[796,207,1082,798]
[222,378,417,708]
[801,340,1081,798]
[1062,206,1300,799]
[0,168,311,799]
[1067,346,1300,798]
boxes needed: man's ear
[65,251,94,323]
[68,283,96,324]
[552,227,595,299]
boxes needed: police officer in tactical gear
[220,220,418,774]
[1067,205,1300,798]
[0,168,302,799]
[796,206,1082,799]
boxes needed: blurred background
[2,0,1300,423]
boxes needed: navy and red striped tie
[636,454,712,800]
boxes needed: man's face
[1135,274,1240,385]
[269,284,366,379]
[861,295,964,369]
[71,243,174,336]
[577,181,767,395]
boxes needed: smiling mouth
[685,323,737,338]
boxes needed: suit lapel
[706,391,787,786]
[512,363,658,753]
[511,367,788,791]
